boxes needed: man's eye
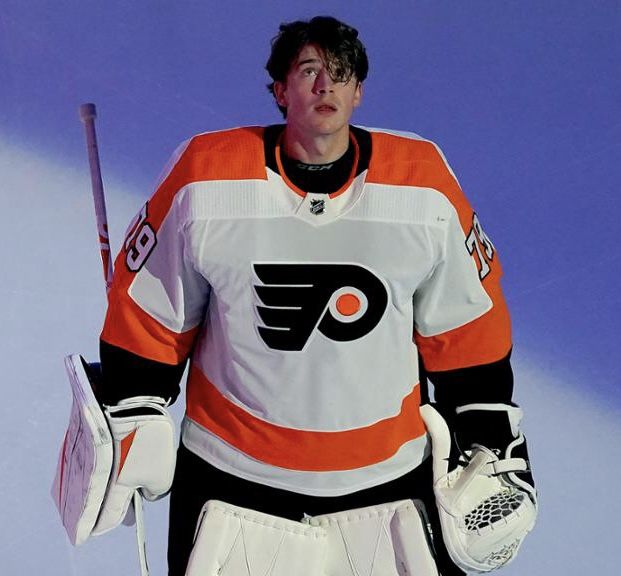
[303,68,318,76]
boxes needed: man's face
[274,44,362,139]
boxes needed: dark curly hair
[265,16,369,117]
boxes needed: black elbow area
[425,350,514,408]
[98,339,187,405]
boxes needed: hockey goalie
[52,13,539,576]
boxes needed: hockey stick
[79,103,114,294]
[78,103,149,576]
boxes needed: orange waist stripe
[186,365,426,472]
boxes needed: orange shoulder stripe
[366,132,473,230]
[186,365,426,472]
[125,126,268,254]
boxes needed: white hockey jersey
[101,126,511,496]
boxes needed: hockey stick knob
[79,103,97,123]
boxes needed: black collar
[280,140,355,195]
[264,125,372,195]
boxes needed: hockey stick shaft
[78,105,149,575]
[79,103,114,294]
[76,105,150,576]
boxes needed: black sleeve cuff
[98,339,187,405]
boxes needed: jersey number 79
[124,203,157,272]
[465,213,495,280]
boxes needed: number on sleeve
[124,203,157,272]
[465,213,495,280]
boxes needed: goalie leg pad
[304,499,439,576]
[185,500,327,576]
[420,404,537,573]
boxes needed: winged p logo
[253,263,389,351]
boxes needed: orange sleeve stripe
[414,286,512,371]
[423,259,512,369]
[185,365,426,472]
[101,289,199,365]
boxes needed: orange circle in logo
[336,293,361,317]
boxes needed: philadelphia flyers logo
[253,263,389,351]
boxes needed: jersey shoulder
[173,126,268,183]
[361,126,463,200]
[141,126,269,241]
[361,126,452,176]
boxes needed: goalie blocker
[420,402,538,573]
[52,354,176,544]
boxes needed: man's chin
[285,116,351,141]
[309,119,350,137]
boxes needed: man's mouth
[315,104,337,113]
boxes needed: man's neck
[281,139,355,195]
[282,124,350,164]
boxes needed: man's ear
[353,82,363,108]
[273,81,288,108]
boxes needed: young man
[97,16,536,575]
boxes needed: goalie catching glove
[420,402,538,573]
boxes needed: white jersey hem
[181,417,430,497]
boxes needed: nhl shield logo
[309,199,326,215]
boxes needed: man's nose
[312,69,334,94]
